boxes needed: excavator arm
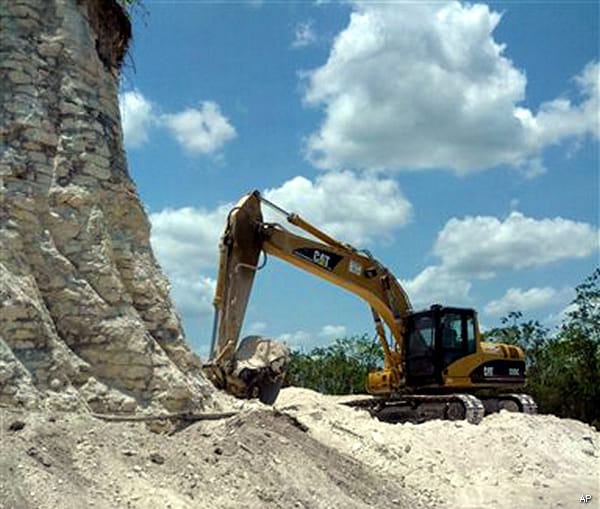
[203,190,413,402]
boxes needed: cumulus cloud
[150,171,410,282]
[277,325,348,350]
[150,204,230,277]
[303,2,598,174]
[278,330,313,349]
[484,286,573,317]
[119,90,155,148]
[276,325,347,352]
[150,205,226,320]
[293,21,317,48]
[163,102,237,155]
[319,324,348,339]
[401,265,472,309]
[168,274,216,317]
[263,171,412,245]
[119,91,237,156]
[402,211,597,309]
[545,302,579,328]
[243,321,268,336]
[434,212,598,277]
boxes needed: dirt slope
[2,388,598,509]
[276,388,600,509]
[0,402,421,509]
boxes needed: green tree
[284,334,383,395]
[556,269,600,425]
[485,269,600,427]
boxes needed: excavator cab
[405,305,478,387]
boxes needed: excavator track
[507,393,538,414]
[479,393,538,415]
[343,393,486,425]
[343,392,537,425]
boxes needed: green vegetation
[484,269,600,427]
[284,335,383,395]
[285,269,600,427]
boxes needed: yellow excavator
[202,190,537,424]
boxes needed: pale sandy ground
[1,387,598,509]
[276,387,600,509]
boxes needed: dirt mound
[276,388,600,509]
[0,404,422,509]
[1,389,597,509]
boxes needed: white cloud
[319,324,347,339]
[545,302,579,328]
[168,274,216,317]
[303,2,598,174]
[401,265,472,310]
[149,207,220,319]
[244,321,268,336]
[278,330,313,349]
[119,90,155,148]
[119,92,237,156]
[529,61,600,146]
[484,286,573,317]
[149,170,411,280]
[150,204,230,276]
[434,212,598,277]
[277,325,348,350]
[150,172,411,327]
[263,171,412,245]
[246,0,264,8]
[163,101,237,155]
[293,21,317,48]
[402,211,597,310]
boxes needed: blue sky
[119,0,599,357]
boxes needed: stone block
[8,70,31,84]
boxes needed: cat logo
[313,250,331,269]
[292,247,343,272]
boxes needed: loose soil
[1,387,598,509]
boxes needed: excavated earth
[0,401,419,509]
[1,388,598,509]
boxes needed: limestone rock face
[0,0,218,412]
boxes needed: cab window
[441,313,462,349]
[466,316,476,354]
[441,313,464,367]
[408,316,434,354]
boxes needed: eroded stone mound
[0,0,217,413]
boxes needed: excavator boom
[205,191,416,398]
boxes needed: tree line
[284,269,600,428]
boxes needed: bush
[284,335,382,395]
